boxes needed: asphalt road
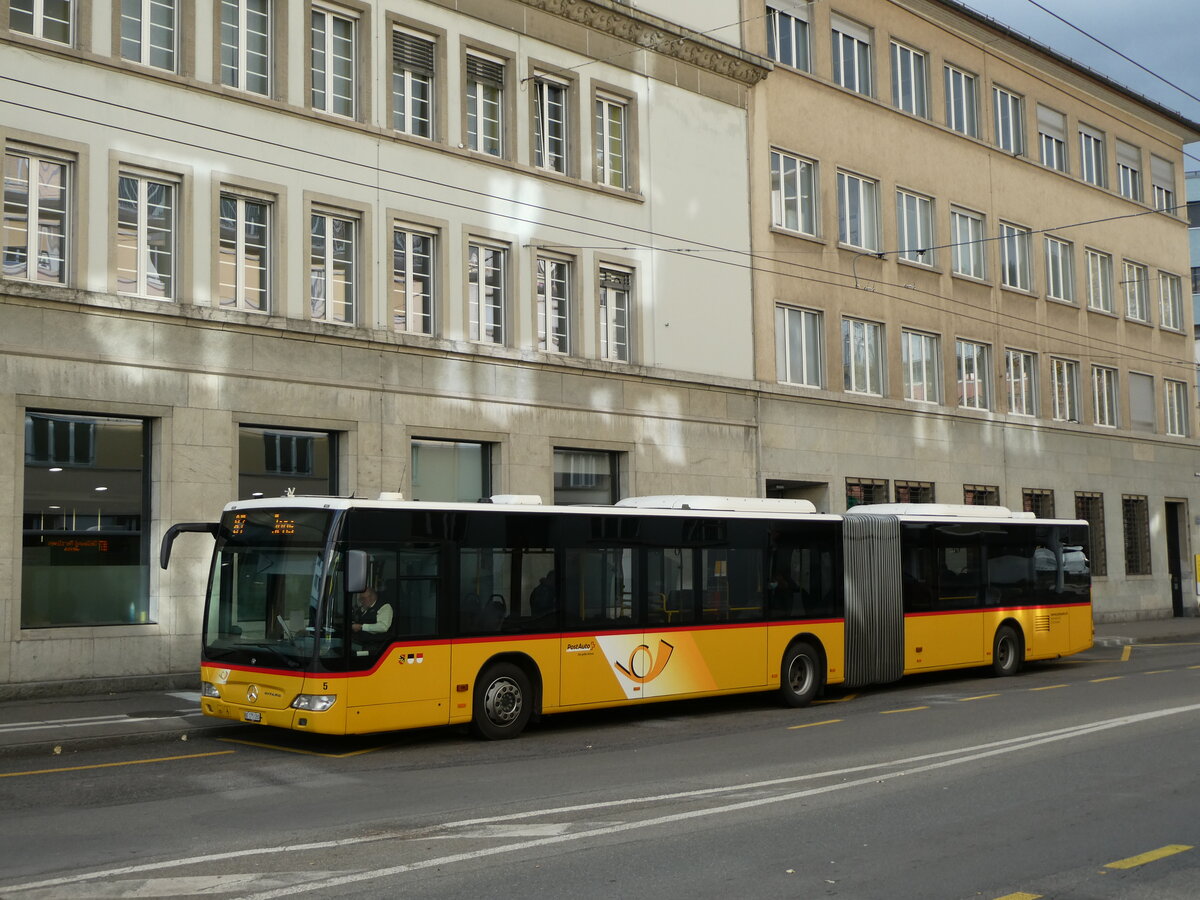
[1,639,1197,899]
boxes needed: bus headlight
[201,682,221,699]
[291,694,337,712]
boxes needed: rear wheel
[472,662,533,740]
[780,641,823,707]
[991,625,1022,677]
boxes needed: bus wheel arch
[780,636,826,707]
[991,621,1024,677]
[471,654,540,740]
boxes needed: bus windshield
[203,509,343,669]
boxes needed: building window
[1165,379,1189,436]
[116,172,176,300]
[1079,125,1106,187]
[218,193,270,313]
[533,74,569,173]
[1037,105,1067,172]
[310,210,356,324]
[1091,365,1118,427]
[391,224,435,335]
[537,255,571,353]
[776,305,823,387]
[846,477,887,508]
[1074,491,1107,576]
[1022,488,1054,518]
[22,412,149,627]
[901,329,941,403]
[771,150,817,235]
[963,484,999,506]
[220,0,270,95]
[3,148,68,285]
[1005,348,1037,416]
[890,40,927,117]
[1123,260,1150,322]
[466,53,504,157]
[1116,140,1141,201]
[999,222,1031,291]
[896,189,933,264]
[830,15,871,95]
[943,65,978,138]
[1121,495,1151,576]
[837,170,879,250]
[842,318,883,395]
[1151,155,1175,211]
[411,438,491,502]
[468,242,506,344]
[238,425,336,499]
[599,266,631,362]
[594,94,627,189]
[10,0,72,43]
[120,0,178,71]
[391,28,434,138]
[311,5,356,118]
[993,86,1023,154]
[1129,372,1155,433]
[1085,248,1114,313]
[766,2,809,71]
[895,480,934,503]
[956,339,991,410]
[950,208,985,279]
[1159,272,1183,330]
[1044,236,1074,302]
[554,448,620,505]
[1051,358,1080,422]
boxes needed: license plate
[243,711,262,723]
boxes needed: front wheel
[780,641,823,707]
[472,662,533,740]
[991,625,1023,677]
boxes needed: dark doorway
[1164,501,1186,617]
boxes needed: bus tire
[780,641,823,708]
[991,625,1023,677]
[472,662,533,740]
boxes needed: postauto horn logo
[614,639,675,683]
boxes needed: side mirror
[345,550,369,595]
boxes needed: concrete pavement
[1,617,1197,760]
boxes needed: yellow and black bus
[161,495,1092,739]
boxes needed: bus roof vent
[490,494,543,505]
[616,495,818,514]
[846,503,1016,518]
[377,492,405,502]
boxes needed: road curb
[0,724,244,763]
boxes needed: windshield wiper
[228,642,304,668]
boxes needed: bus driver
[351,585,393,640]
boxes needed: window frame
[943,64,979,138]
[598,265,633,363]
[1121,495,1151,576]
[775,304,824,388]
[1037,105,1068,172]
[1051,357,1080,423]
[309,206,358,325]
[998,221,1032,291]
[1159,271,1184,331]
[842,317,884,396]
[391,221,437,335]
[465,49,507,158]
[217,189,272,314]
[3,145,71,286]
[1151,154,1175,212]
[992,85,1024,154]
[1005,348,1037,417]
[310,2,360,120]
[1091,365,1119,427]
[1122,259,1150,323]
[593,89,631,191]
[1085,247,1114,313]
[532,69,572,175]
[895,188,934,266]
[218,0,273,96]
[391,25,436,139]
[766,1,810,72]
[890,40,927,117]
[830,15,872,96]
[1079,124,1106,187]
[771,149,818,237]
[955,339,992,411]
[115,168,179,301]
[467,240,508,345]
[9,0,74,44]
[119,0,179,72]
[536,253,572,354]
[1164,379,1189,437]
[1074,491,1107,577]
[1115,140,1141,201]
[949,207,986,280]
[836,170,880,251]
[901,329,941,404]
[1044,235,1075,303]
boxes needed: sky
[958,0,1200,160]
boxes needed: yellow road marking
[1144,669,1173,675]
[1105,844,1192,869]
[1121,645,1132,662]
[1090,676,1123,682]
[1190,665,1200,670]
[993,893,1042,900]
[814,693,858,705]
[881,706,928,714]
[1029,684,1068,691]
[788,719,842,730]
[959,693,1000,701]
[0,750,234,778]
[217,737,383,758]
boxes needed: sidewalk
[1,617,1198,761]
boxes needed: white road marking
[5,702,1199,897]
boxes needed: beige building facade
[1,0,1197,694]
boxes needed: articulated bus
[160,495,1092,739]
